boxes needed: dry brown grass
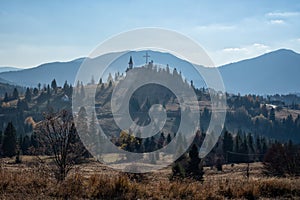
[1,157,300,199]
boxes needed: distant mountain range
[0,59,83,87]
[0,49,299,95]
[0,66,21,73]
[220,49,300,94]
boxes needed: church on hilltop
[125,56,133,72]
[122,53,190,88]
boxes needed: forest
[0,73,300,199]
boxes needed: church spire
[126,56,133,72]
[128,56,133,69]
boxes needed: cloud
[223,47,247,52]
[222,43,269,54]
[270,19,285,25]
[209,43,271,66]
[195,24,235,31]
[252,43,269,49]
[266,11,300,17]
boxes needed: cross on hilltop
[143,52,150,64]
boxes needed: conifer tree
[25,87,32,101]
[12,88,19,99]
[187,143,203,181]
[269,108,275,121]
[4,92,8,102]
[0,130,2,145]
[222,130,233,162]
[2,122,17,157]
[51,79,57,92]
[80,82,85,99]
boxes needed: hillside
[0,82,25,97]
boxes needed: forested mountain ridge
[1,49,300,95]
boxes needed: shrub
[263,143,300,177]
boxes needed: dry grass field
[1,156,300,199]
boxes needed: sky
[0,0,300,68]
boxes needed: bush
[171,162,186,179]
[263,143,300,177]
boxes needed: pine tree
[25,87,32,101]
[2,122,17,157]
[167,133,172,144]
[33,88,39,96]
[63,81,69,92]
[269,108,275,121]
[77,107,88,135]
[134,130,143,153]
[222,131,233,163]
[47,84,51,95]
[98,78,102,85]
[0,130,2,145]
[80,82,85,99]
[107,73,113,83]
[51,79,57,92]
[247,133,254,153]
[89,111,97,135]
[261,104,268,118]
[233,132,242,162]
[21,135,31,155]
[187,143,204,181]
[143,137,150,152]
[149,136,156,152]
[157,132,165,149]
[4,92,9,102]
[12,88,19,99]
[256,136,263,161]
[262,137,268,155]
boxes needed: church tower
[128,56,133,69]
[126,56,133,72]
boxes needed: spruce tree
[187,144,203,181]
[77,107,88,135]
[143,138,150,152]
[4,92,8,102]
[21,135,31,155]
[157,132,165,149]
[63,81,69,92]
[0,130,2,145]
[80,82,85,99]
[33,88,39,96]
[25,87,32,101]
[12,88,19,99]
[269,108,275,121]
[2,122,17,157]
[166,133,172,144]
[222,131,233,162]
[51,79,57,91]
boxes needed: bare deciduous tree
[35,110,86,181]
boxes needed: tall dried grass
[1,162,300,199]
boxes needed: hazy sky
[0,0,300,68]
